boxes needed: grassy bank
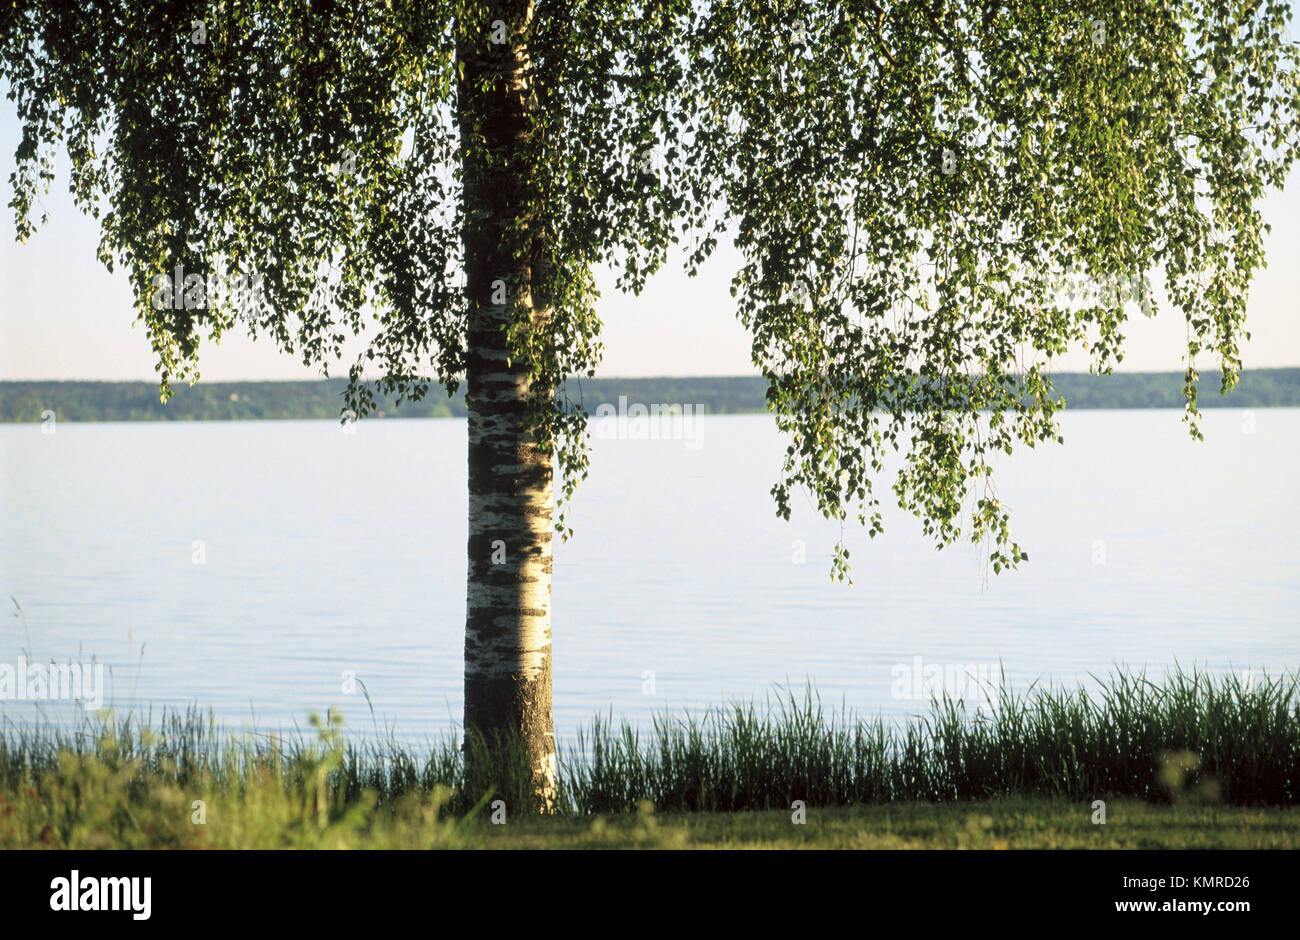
[1,666,1297,848]
[7,786,1297,849]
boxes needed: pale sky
[1,103,1297,382]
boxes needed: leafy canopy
[3,0,1297,576]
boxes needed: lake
[1,409,1297,747]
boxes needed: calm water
[1,410,1297,745]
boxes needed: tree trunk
[456,2,557,808]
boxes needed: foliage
[673,0,1300,576]
[4,2,1297,573]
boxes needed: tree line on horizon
[3,370,1299,423]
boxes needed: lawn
[461,798,1300,849]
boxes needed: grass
[459,799,1300,849]
[1,665,1297,848]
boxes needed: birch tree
[3,0,1297,806]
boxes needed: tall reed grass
[2,665,1295,821]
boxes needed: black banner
[0,849,1290,927]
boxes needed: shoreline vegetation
[1,667,1296,848]
[3,369,1300,423]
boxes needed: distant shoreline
[2,370,1298,421]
